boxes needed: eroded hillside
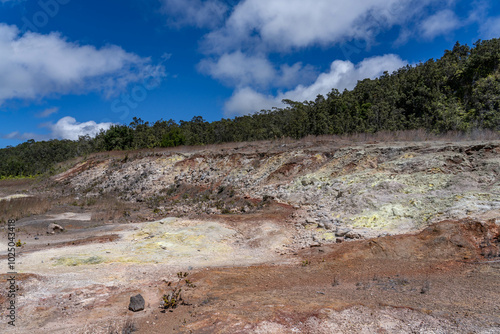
[1,138,500,333]
[61,140,500,241]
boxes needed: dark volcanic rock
[129,294,145,312]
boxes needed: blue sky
[0,0,499,148]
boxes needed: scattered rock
[47,223,64,234]
[421,281,430,294]
[323,221,335,230]
[129,294,145,312]
[304,216,316,224]
[336,227,352,237]
[345,231,362,239]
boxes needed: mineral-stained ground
[1,138,499,333]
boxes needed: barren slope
[1,139,499,333]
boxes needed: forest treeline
[1,38,499,177]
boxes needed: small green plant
[15,239,25,247]
[161,272,196,311]
[85,197,97,206]
[301,260,310,267]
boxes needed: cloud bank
[0,24,165,106]
[201,0,426,54]
[47,117,114,140]
[224,54,407,115]
[158,0,494,116]
[4,116,115,141]
[160,0,448,115]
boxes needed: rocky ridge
[60,141,500,245]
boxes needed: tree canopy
[1,39,499,177]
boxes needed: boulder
[335,227,352,237]
[129,294,145,312]
[324,222,336,231]
[319,218,335,230]
[47,223,64,234]
[345,231,362,240]
[304,216,316,224]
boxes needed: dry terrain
[1,137,500,333]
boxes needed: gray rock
[47,223,64,234]
[332,219,343,226]
[324,222,335,231]
[305,216,316,224]
[335,227,352,237]
[345,231,362,239]
[129,294,145,312]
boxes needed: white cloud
[36,107,59,118]
[202,0,434,54]
[224,54,407,116]
[47,117,114,140]
[198,50,317,88]
[198,51,276,87]
[160,0,229,28]
[4,116,115,141]
[158,0,467,119]
[480,16,500,39]
[3,131,44,141]
[224,87,279,115]
[0,24,165,105]
[420,9,461,39]
[194,0,430,101]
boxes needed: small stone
[336,228,352,237]
[305,216,316,224]
[129,294,145,312]
[345,231,362,239]
[47,223,64,234]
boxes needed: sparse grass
[71,129,500,169]
[107,319,137,334]
[146,194,166,209]
[0,196,52,223]
[0,177,39,193]
[161,272,196,311]
[90,194,136,223]
[0,175,37,181]
[295,129,500,146]
[121,320,138,334]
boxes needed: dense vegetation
[1,39,499,177]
